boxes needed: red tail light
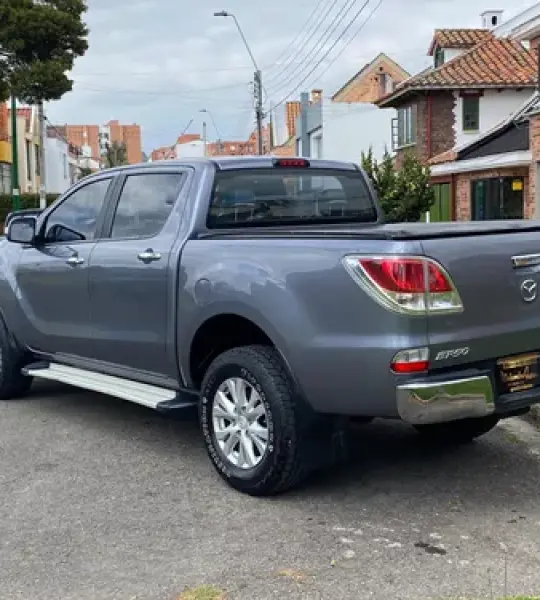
[342,255,463,315]
[391,348,429,373]
[273,158,310,168]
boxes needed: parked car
[1,157,540,496]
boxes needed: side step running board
[23,362,198,412]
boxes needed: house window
[462,96,480,131]
[25,141,32,182]
[397,105,416,148]
[434,47,445,68]
[471,177,524,220]
[35,144,40,176]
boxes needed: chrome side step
[24,362,181,410]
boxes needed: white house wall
[453,88,531,147]
[45,137,71,195]
[321,101,395,163]
[175,140,205,158]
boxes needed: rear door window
[207,167,377,228]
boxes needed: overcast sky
[45,0,538,154]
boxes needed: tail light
[391,348,429,373]
[342,255,463,315]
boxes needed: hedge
[0,193,59,226]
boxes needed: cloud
[45,0,538,153]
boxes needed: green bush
[0,193,59,227]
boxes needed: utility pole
[38,101,46,209]
[213,11,264,155]
[202,120,207,156]
[10,95,19,211]
[254,70,264,155]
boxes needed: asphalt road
[2,381,540,600]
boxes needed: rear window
[207,168,378,228]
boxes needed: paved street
[2,381,540,600]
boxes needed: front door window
[471,176,524,220]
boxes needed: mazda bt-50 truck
[1,156,539,496]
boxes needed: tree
[361,147,434,223]
[103,141,128,168]
[0,0,88,104]
[78,166,92,178]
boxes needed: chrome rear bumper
[397,375,495,425]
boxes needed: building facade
[55,120,142,166]
[0,101,10,194]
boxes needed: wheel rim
[212,377,269,469]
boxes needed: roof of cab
[93,156,359,177]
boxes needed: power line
[311,0,384,88]
[267,0,360,95]
[74,64,271,76]
[271,0,372,111]
[264,0,341,87]
[73,83,254,98]
[264,0,327,76]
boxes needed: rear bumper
[397,374,497,425]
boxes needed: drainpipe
[426,94,432,160]
[300,92,310,158]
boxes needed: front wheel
[413,415,500,444]
[199,345,343,496]
[0,323,32,400]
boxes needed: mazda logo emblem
[520,279,538,302]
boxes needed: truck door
[87,169,189,378]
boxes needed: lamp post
[213,10,264,155]
[0,50,19,210]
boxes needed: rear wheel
[0,324,32,400]
[199,345,345,496]
[413,415,500,444]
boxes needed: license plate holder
[497,352,540,394]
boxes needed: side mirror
[7,216,37,245]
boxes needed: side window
[110,173,184,239]
[45,178,112,242]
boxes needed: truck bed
[198,220,540,241]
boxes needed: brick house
[413,4,540,221]
[331,52,410,103]
[376,19,537,221]
[428,93,537,220]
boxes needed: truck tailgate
[421,230,540,367]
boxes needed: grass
[176,585,226,600]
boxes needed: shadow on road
[25,380,540,511]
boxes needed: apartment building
[55,120,142,166]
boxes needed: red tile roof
[428,28,493,55]
[177,133,200,144]
[428,149,458,165]
[378,38,537,107]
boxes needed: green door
[428,183,451,221]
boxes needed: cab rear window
[207,168,378,228]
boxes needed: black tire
[199,345,345,496]
[413,415,500,444]
[0,321,32,400]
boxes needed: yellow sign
[512,179,523,191]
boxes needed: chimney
[481,10,503,29]
[310,89,322,103]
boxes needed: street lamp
[213,10,264,155]
[200,108,223,155]
[0,49,19,210]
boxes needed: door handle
[137,249,162,263]
[66,256,84,266]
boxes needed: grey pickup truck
[2,156,540,495]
